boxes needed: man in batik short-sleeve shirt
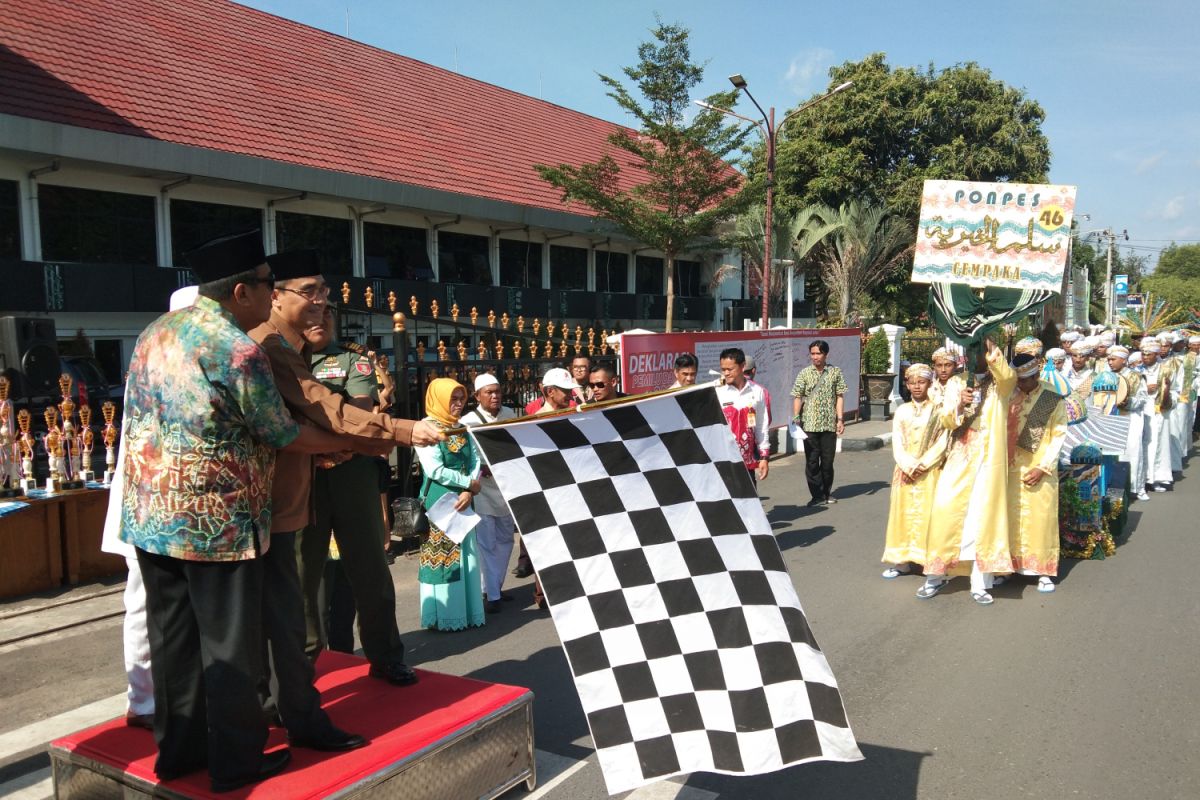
[119,230,346,793]
[791,339,848,506]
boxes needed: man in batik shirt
[120,231,346,792]
[791,339,847,505]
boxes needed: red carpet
[51,652,530,798]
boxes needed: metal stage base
[49,653,535,800]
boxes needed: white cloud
[1163,196,1187,221]
[783,48,834,97]
[1134,152,1165,175]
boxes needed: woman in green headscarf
[416,378,485,631]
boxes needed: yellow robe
[1006,384,1067,576]
[924,348,1015,576]
[882,398,948,565]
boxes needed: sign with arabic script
[912,180,1077,291]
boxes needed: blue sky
[238,0,1198,267]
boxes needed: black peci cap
[185,230,267,283]
[267,249,322,281]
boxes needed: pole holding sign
[912,180,1077,293]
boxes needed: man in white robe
[1141,340,1177,492]
[1108,346,1150,502]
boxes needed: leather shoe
[124,712,154,731]
[369,661,419,686]
[485,599,502,614]
[211,748,291,793]
[291,728,368,752]
[513,564,533,578]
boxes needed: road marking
[518,748,589,799]
[628,780,719,799]
[0,692,125,762]
[0,766,51,799]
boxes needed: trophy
[101,401,119,485]
[57,375,85,489]
[43,428,62,494]
[17,409,37,492]
[78,405,96,482]
[0,376,23,497]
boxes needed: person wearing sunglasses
[587,363,625,402]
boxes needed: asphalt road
[2,447,1198,799]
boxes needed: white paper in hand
[788,420,807,443]
[427,491,481,544]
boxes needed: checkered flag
[469,386,862,794]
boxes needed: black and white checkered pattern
[469,387,861,794]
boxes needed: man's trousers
[803,430,838,500]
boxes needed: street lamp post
[697,77,851,329]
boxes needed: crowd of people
[881,326,1199,605]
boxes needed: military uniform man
[298,307,411,676]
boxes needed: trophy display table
[49,651,537,800]
[0,487,125,599]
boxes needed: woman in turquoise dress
[416,378,485,631]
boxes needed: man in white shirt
[716,348,770,484]
[459,373,518,613]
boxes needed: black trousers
[137,548,267,784]
[262,531,336,740]
[323,558,356,654]
[297,456,405,666]
[803,430,837,500]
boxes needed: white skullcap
[1108,345,1129,359]
[1045,347,1067,361]
[474,372,499,391]
[1060,331,1083,344]
[1141,340,1162,354]
[1128,352,1143,365]
[1157,331,1177,344]
[1190,336,1200,345]
[1098,331,1115,345]
[169,285,198,311]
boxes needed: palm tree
[795,200,913,324]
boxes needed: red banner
[618,328,862,425]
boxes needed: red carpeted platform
[49,651,535,799]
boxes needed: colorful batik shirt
[119,296,299,561]
[791,365,848,432]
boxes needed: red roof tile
[0,0,658,217]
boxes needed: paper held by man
[911,179,1078,292]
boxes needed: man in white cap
[537,367,578,415]
[99,285,200,731]
[1005,353,1067,595]
[1059,331,1083,381]
[1140,340,1176,492]
[929,347,963,408]
[460,373,518,613]
[1108,345,1151,501]
[1095,330,1114,363]
[1067,340,1095,395]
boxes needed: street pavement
[2,445,1199,799]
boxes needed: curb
[842,432,891,452]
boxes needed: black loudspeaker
[0,316,60,399]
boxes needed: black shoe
[211,748,291,793]
[369,661,419,686]
[824,496,838,504]
[485,600,502,614]
[290,728,368,752]
[806,497,824,508]
[125,712,154,731]
[513,565,533,578]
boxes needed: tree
[535,21,754,331]
[1142,244,1200,310]
[751,53,1052,323]
[794,200,913,324]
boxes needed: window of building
[499,239,543,288]
[275,210,353,274]
[438,231,492,285]
[674,258,702,297]
[635,255,664,295]
[595,249,628,293]
[364,222,432,280]
[170,199,262,266]
[39,184,156,264]
[0,180,19,260]
[550,244,587,290]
